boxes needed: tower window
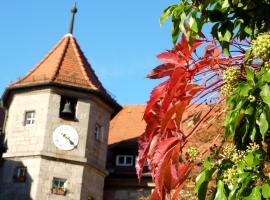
[14,166,27,182]
[24,111,35,125]
[51,177,66,195]
[116,155,133,166]
[59,96,77,120]
[94,123,103,142]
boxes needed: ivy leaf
[228,184,239,200]
[238,83,252,97]
[243,186,261,200]
[195,169,215,200]
[262,184,270,198]
[260,84,270,108]
[245,67,254,84]
[262,69,270,83]
[259,111,268,139]
[214,180,227,200]
[245,153,254,167]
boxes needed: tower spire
[69,3,78,34]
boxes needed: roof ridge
[71,37,106,92]
[11,37,67,85]
[69,37,95,88]
[52,36,71,81]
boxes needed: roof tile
[9,34,107,95]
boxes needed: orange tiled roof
[109,105,146,144]
[9,34,107,95]
[108,104,224,147]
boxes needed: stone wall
[1,87,113,200]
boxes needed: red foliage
[136,35,245,199]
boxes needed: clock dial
[53,125,79,150]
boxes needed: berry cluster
[252,33,270,68]
[222,144,245,163]
[186,147,199,162]
[221,67,239,96]
[223,167,237,185]
[246,142,260,153]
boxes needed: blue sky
[0,0,177,105]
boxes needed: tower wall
[1,87,113,200]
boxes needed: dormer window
[24,111,35,126]
[116,155,133,166]
[59,96,77,120]
[94,123,103,142]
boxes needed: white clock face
[53,125,79,150]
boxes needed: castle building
[0,7,121,200]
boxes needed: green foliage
[225,66,270,144]
[160,0,270,52]
[195,143,270,200]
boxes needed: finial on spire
[69,3,78,34]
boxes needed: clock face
[53,125,79,150]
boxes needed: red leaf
[147,63,175,79]
[156,52,180,65]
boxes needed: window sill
[51,188,66,196]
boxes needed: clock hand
[61,133,75,146]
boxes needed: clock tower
[0,6,121,200]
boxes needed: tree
[136,0,270,199]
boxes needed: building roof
[108,105,146,145]
[3,34,121,114]
[10,34,107,93]
[108,104,224,147]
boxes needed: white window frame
[24,111,35,126]
[52,177,66,190]
[94,123,103,142]
[116,155,134,166]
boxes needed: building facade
[0,33,121,200]
[104,105,154,200]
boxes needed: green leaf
[244,105,254,115]
[238,83,252,97]
[214,180,227,200]
[160,5,177,26]
[250,126,257,141]
[171,17,180,46]
[245,48,252,60]
[245,67,254,83]
[196,169,215,200]
[243,186,261,200]
[262,69,270,83]
[259,111,268,139]
[244,26,252,35]
[189,14,198,33]
[260,84,270,108]
[245,153,254,166]
[228,184,239,200]
[262,183,270,198]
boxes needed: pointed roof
[4,34,121,115]
[10,34,107,93]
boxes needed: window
[51,178,66,195]
[116,155,133,166]
[24,111,35,125]
[59,96,77,120]
[14,166,27,182]
[94,123,103,141]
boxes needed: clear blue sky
[0,1,177,105]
